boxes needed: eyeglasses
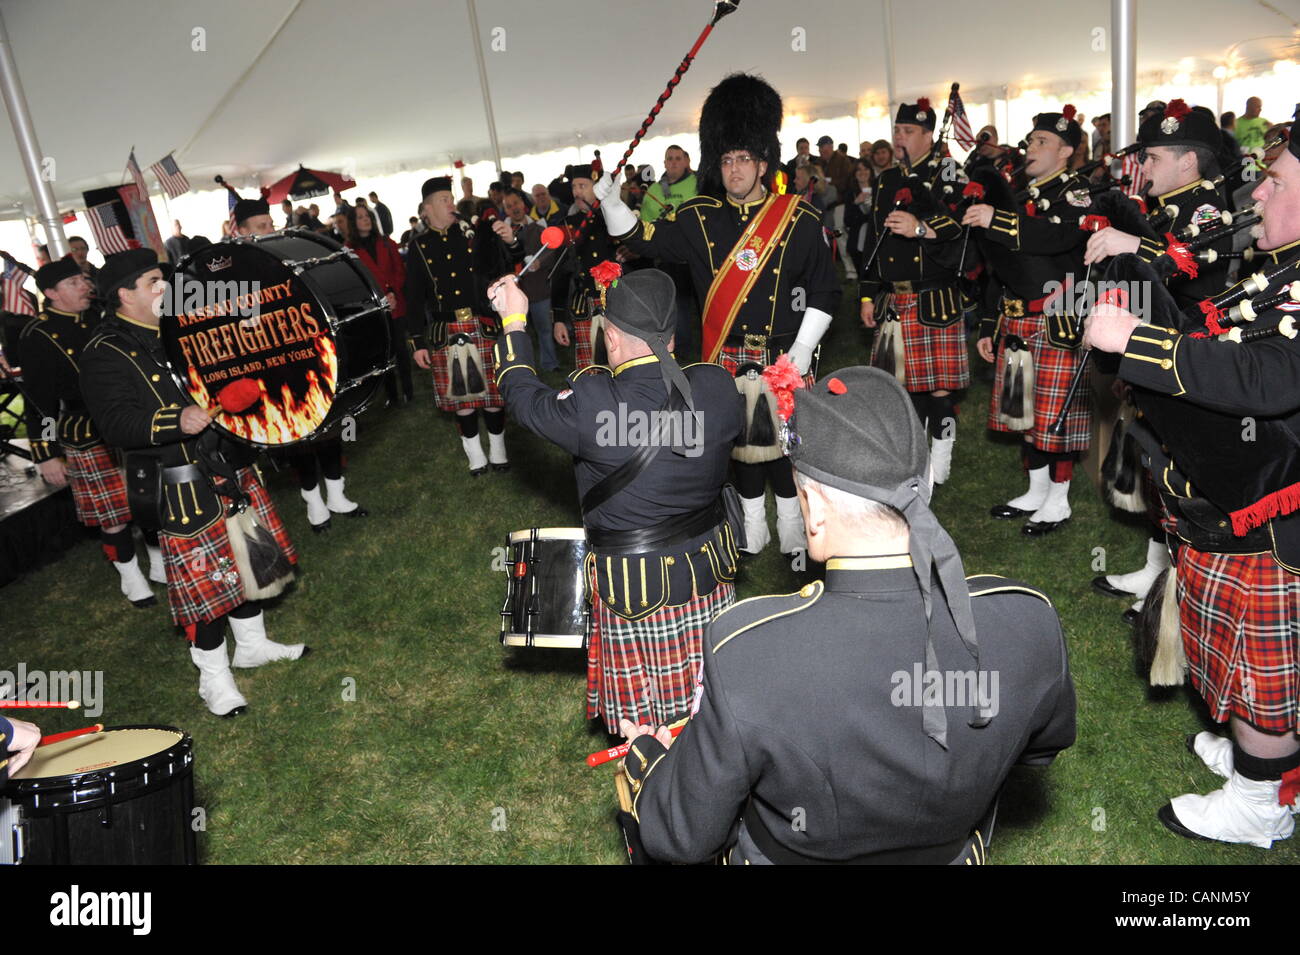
[720,154,757,168]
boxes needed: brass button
[665,557,675,566]
[130,351,137,356]
[1160,359,1173,370]
[66,348,74,354]
[799,583,817,597]
[700,546,707,553]
[1162,340,1173,351]
[450,272,456,277]
[913,256,920,262]
[446,253,452,259]
[151,374,160,382]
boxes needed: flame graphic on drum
[185,334,338,444]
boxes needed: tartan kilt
[1176,547,1300,733]
[873,293,970,392]
[986,313,1091,454]
[430,317,501,412]
[63,442,132,528]
[572,316,606,371]
[586,582,735,733]
[159,467,298,628]
[717,342,816,385]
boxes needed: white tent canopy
[1,0,1298,218]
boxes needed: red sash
[701,194,801,363]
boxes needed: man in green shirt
[1235,97,1270,153]
[639,145,701,358]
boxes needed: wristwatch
[914,222,927,238]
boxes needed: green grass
[4,282,1296,865]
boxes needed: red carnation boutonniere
[217,377,262,413]
[962,182,985,201]
[589,260,623,310]
[893,187,913,208]
[761,353,806,423]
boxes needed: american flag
[1120,150,1148,199]
[947,85,976,150]
[150,152,191,199]
[127,151,150,203]
[87,202,134,254]
[3,258,36,317]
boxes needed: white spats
[930,436,955,485]
[190,642,247,718]
[1105,538,1171,601]
[1006,466,1050,512]
[324,477,360,515]
[487,431,509,466]
[301,486,331,528]
[1190,732,1233,779]
[1028,478,1072,524]
[739,495,770,555]
[230,612,306,668]
[775,495,806,555]
[1164,771,1294,849]
[461,434,488,473]
[146,544,167,584]
[114,556,155,607]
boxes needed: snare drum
[162,230,394,448]
[500,527,591,648]
[1,725,196,865]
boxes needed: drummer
[0,714,40,781]
[81,249,309,719]
[231,197,368,532]
[488,266,743,734]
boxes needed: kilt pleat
[63,443,132,528]
[871,293,970,392]
[1176,547,1300,733]
[987,313,1091,454]
[159,467,297,627]
[586,582,735,733]
[430,318,501,411]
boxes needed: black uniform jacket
[1131,179,1233,310]
[403,217,511,349]
[555,208,619,326]
[624,561,1076,864]
[494,324,744,619]
[18,307,102,462]
[79,313,230,538]
[976,166,1094,348]
[858,144,967,327]
[613,192,841,344]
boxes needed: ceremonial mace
[566,0,741,247]
[1047,215,1111,436]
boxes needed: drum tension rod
[285,250,352,272]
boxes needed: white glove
[593,172,638,237]
[787,307,833,376]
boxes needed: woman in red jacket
[346,203,413,404]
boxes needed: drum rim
[3,723,192,794]
[164,231,390,450]
[508,527,587,543]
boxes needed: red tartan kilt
[1176,547,1300,733]
[873,293,970,392]
[63,443,132,528]
[159,467,297,627]
[586,582,735,733]
[717,342,815,386]
[987,313,1092,454]
[429,318,501,412]
[572,317,607,370]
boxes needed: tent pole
[0,7,67,258]
[1111,0,1137,150]
[466,0,505,178]
[881,0,897,124]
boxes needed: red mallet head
[218,378,262,413]
[540,226,565,250]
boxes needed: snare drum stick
[0,700,80,709]
[38,724,104,747]
[586,719,689,767]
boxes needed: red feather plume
[894,187,913,206]
[1165,99,1191,121]
[1062,104,1077,122]
[916,97,931,111]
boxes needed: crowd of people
[2,78,1298,866]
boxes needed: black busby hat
[564,164,594,182]
[786,366,986,745]
[698,72,783,197]
[1138,100,1222,151]
[895,97,936,132]
[421,176,453,199]
[1031,105,1082,149]
[36,257,82,292]
[97,248,168,306]
[232,197,270,226]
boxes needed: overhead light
[1212,65,1228,79]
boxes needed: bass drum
[162,229,394,448]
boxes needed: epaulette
[792,198,823,220]
[567,364,611,383]
[676,195,723,212]
[710,580,824,653]
[965,574,1053,608]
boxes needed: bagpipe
[1095,254,1300,541]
